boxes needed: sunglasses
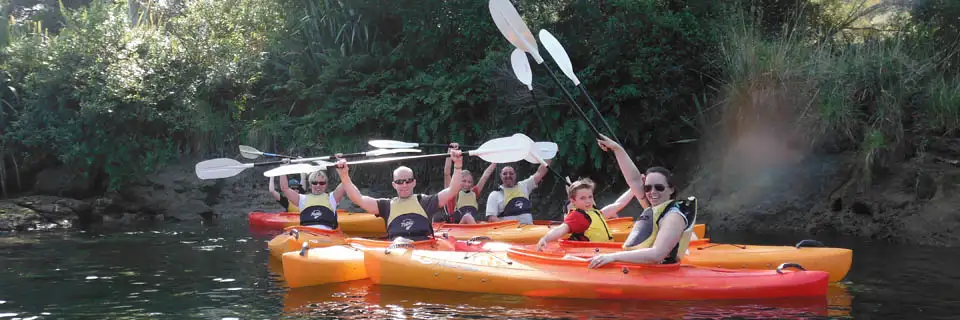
[393,177,415,185]
[311,181,327,186]
[643,184,667,192]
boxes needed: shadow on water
[0,210,957,319]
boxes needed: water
[0,215,957,319]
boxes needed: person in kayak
[441,143,496,224]
[335,148,464,240]
[485,162,549,224]
[269,174,305,213]
[585,135,697,268]
[535,178,637,251]
[279,169,346,230]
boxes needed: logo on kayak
[401,218,414,230]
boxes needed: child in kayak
[334,148,464,240]
[584,134,697,268]
[536,178,637,251]
[280,170,346,230]
[441,142,496,224]
[269,174,305,213]
[485,162,549,224]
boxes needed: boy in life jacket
[279,170,346,229]
[441,142,496,224]
[268,174,306,213]
[334,148,464,240]
[485,162,550,225]
[536,178,642,251]
[585,134,697,268]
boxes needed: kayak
[248,211,386,236]
[363,246,829,300]
[267,225,347,260]
[281,237,454,288]
[434,218,705,245]
[450,237,851,282]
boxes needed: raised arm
[268,177,282,201]
[279,175,301,204]
[334,160,380,214]
[600,189,634,219]
[476,162,496,192]
[597,134,647,206]
[443,156,453,188]
[436,148,464,206]
[532,160,550,185]
[331,154,346,203]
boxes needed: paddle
[510,48,554,142]
[263,134,536,177]
[239,145,297,160]
[368,140,478,149]
[488,0,605,140]
[538,30,621,144]
[195,148,422,180]
[514,134,570,185]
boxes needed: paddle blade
[195,158,252,180]
[510,48,533,91]
[238,145,262,159]
[534,141,558,160]
[366,148,422,157]
[489,0,543,63]
[469,134,534,164]
[538,29,580,86]
[263,163,326,178]
[368,139,419,149]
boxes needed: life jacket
[299,193,338,229]
[385,195,434,240]
[497,185,532,218]
[283,197,299,213]
[621,197,698,264]
[567,207,614,242]
[450,189,479,223]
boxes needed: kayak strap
[776,263,807,274]
[794,239,825,248]
[466,236,492,245]
[696,243,747,250]
[385,243,415,255]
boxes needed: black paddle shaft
[539,63,612,143]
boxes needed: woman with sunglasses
[269,174,306,213]
[334,148,464,240]
[441,143,497,224]
[279,169,346,229]
[585,134,697,268]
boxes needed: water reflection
[280,279,853,319]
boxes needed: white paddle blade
[368,139,419,149]
[365,148,422,157]
[195,158,253,180]
[470,134,534,163]
[534,141,558,160]
[489,0,544,63]
[539,29,581,86]
[263,163,326,178]
[238,145,262,159]
[510,48,534,91]
[513,133,542,164]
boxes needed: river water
[1,213,957,319]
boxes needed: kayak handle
[467,236,492,245]
[776,263,807,274]
[299,242,309,256]
[385,243,414,255]
[290,229,300,240]
[795,239,825,248]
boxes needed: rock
[0,201,44,231]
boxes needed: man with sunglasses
[279,170,346,229]
[334,148,464,240]
[485,162,550,224]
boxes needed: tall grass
[712,6,960,185]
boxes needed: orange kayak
[266,225,347,260]
[281,237,455,288]
[450,237,851,283]
[248,210,386,236]
[364,246,828,300]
